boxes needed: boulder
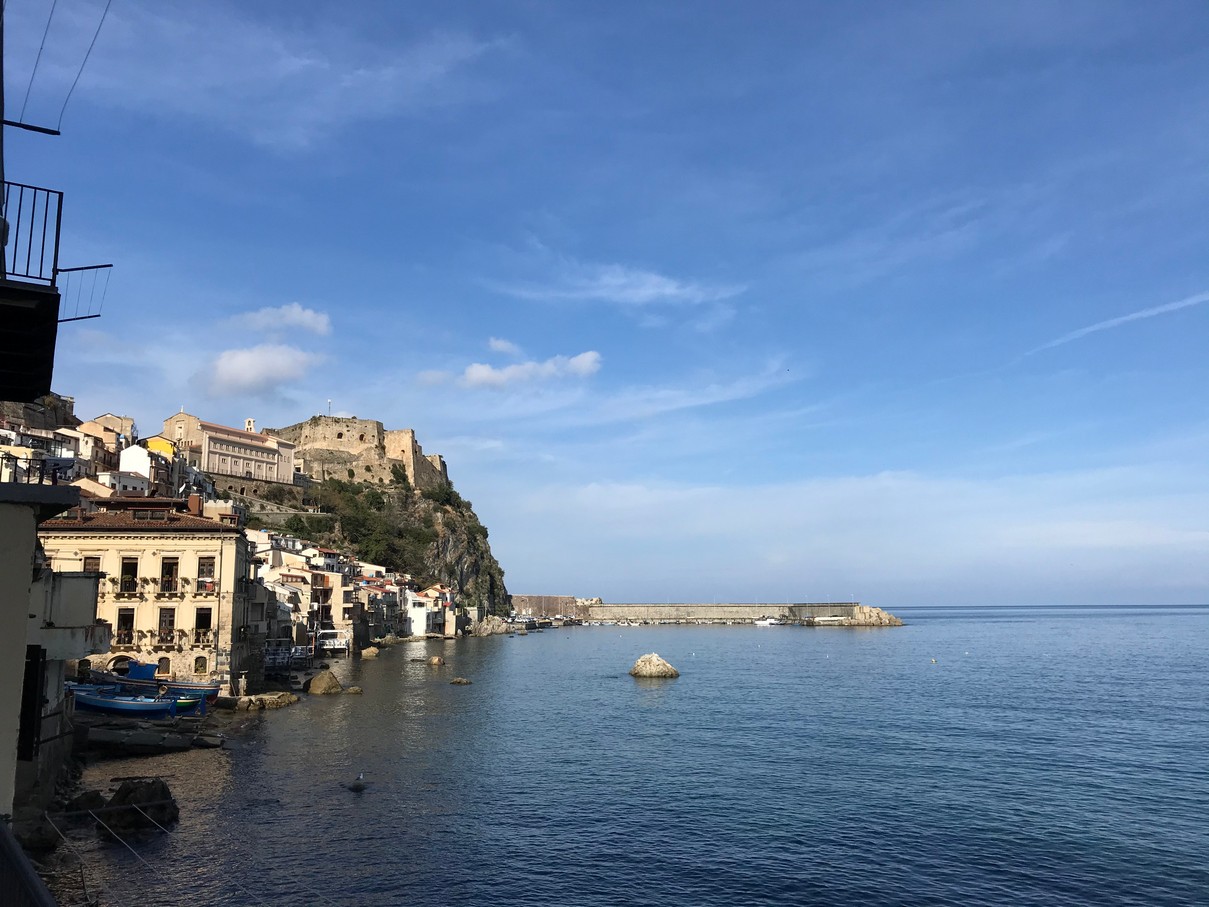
[427,655,445,666]
[346,686,363,695]
[450,677,472,685]
[360,646,380,659]
[65,790,107,817]
[305,670,344,695]
[629,653,680,679]
[103,778,179,831]
[472,615,510,637]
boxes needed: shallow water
[53,605,1209,906]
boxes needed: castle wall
[267,418,451,491]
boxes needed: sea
[47,604,1209,906]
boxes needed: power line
[21,0,59,121]
[57,0,112,131]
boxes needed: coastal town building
[38,496,264,695]
[161,412,297,491]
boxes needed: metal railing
[115,628,134,645]
[0,454,70,485]
[3,180,63,286]
[159,578,179,594]
[193,628,214,646]
[156,629,176,645]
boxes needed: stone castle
[264,416,449,491]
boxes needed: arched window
[194,656,208,674]
[336,432,344,439]
[108,655,132,675]
[358,433,365,442]
[157,657,171,674]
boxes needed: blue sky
[6,0,1209,605]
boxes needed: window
[342,606,354,621]
[116,608,135,645]
[83,556,101,573]
[160,557,179,593]
[120,557,138,593]
[197,556,216,593]
[194,607,213,644]
[157,657,171,674]
[194,656,207,674]
[336,432,344,439]
[158,607,176,645]
[358,433,365,442]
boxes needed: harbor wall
[585,602,863,622]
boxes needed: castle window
[336,432,344,439]
[358,434,365,442]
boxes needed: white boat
[753,617,786,627]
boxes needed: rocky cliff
[278,476,509,616]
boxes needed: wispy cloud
[1026,290,1209,356]
[496,260,744,307]
[11,4,502,148]
[205,344,324,397]
[229,303,332,336]
[461,351,601,389]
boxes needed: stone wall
[583,602,902,626]
[265,416,449,491]
[512,594,578,615]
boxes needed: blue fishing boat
[90,660,222,702]
[69,681,205,718]
[70,688,180,719]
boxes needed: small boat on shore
[69,686,196,719]
[90,660,222,702]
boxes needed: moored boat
[90,660,222,702]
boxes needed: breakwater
[583,602,902,626]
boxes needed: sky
[5,0,1209,606]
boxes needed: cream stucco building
[162,412,296,488]
[38,497,262,694]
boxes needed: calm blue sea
[57,605,1209,906]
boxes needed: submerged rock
[346,686,364,695]
[306,670,344,695]
[428,655,446,666]
[629,653,680,678]
[360,646,380,659]
[450,677,472,685]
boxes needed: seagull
[341,772,369,793]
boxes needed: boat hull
[90,668,221,703]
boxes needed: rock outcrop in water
[306,670,344,695]
[630,653,680,678]
[831,606,903,627]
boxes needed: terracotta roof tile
[40,509,238,533]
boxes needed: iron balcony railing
[115,628,134,645]
[0,454,72,485]
[3,180,63,286]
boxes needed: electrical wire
[21,0,59,121]
[57,0,112,131]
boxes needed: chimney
[187,493,203,516]
[245,418,256,433]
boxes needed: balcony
[155,629,177,646]
[114,628,134,646]
[193,628,215,646]
[1,180,63,403]
[196,578,217,595]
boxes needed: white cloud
[497,261,744,307]
[488,337,523,356]
[1026,290,1209,356]
[206,344,323,397]
[461,351,602,389]
[230,303,332,336]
